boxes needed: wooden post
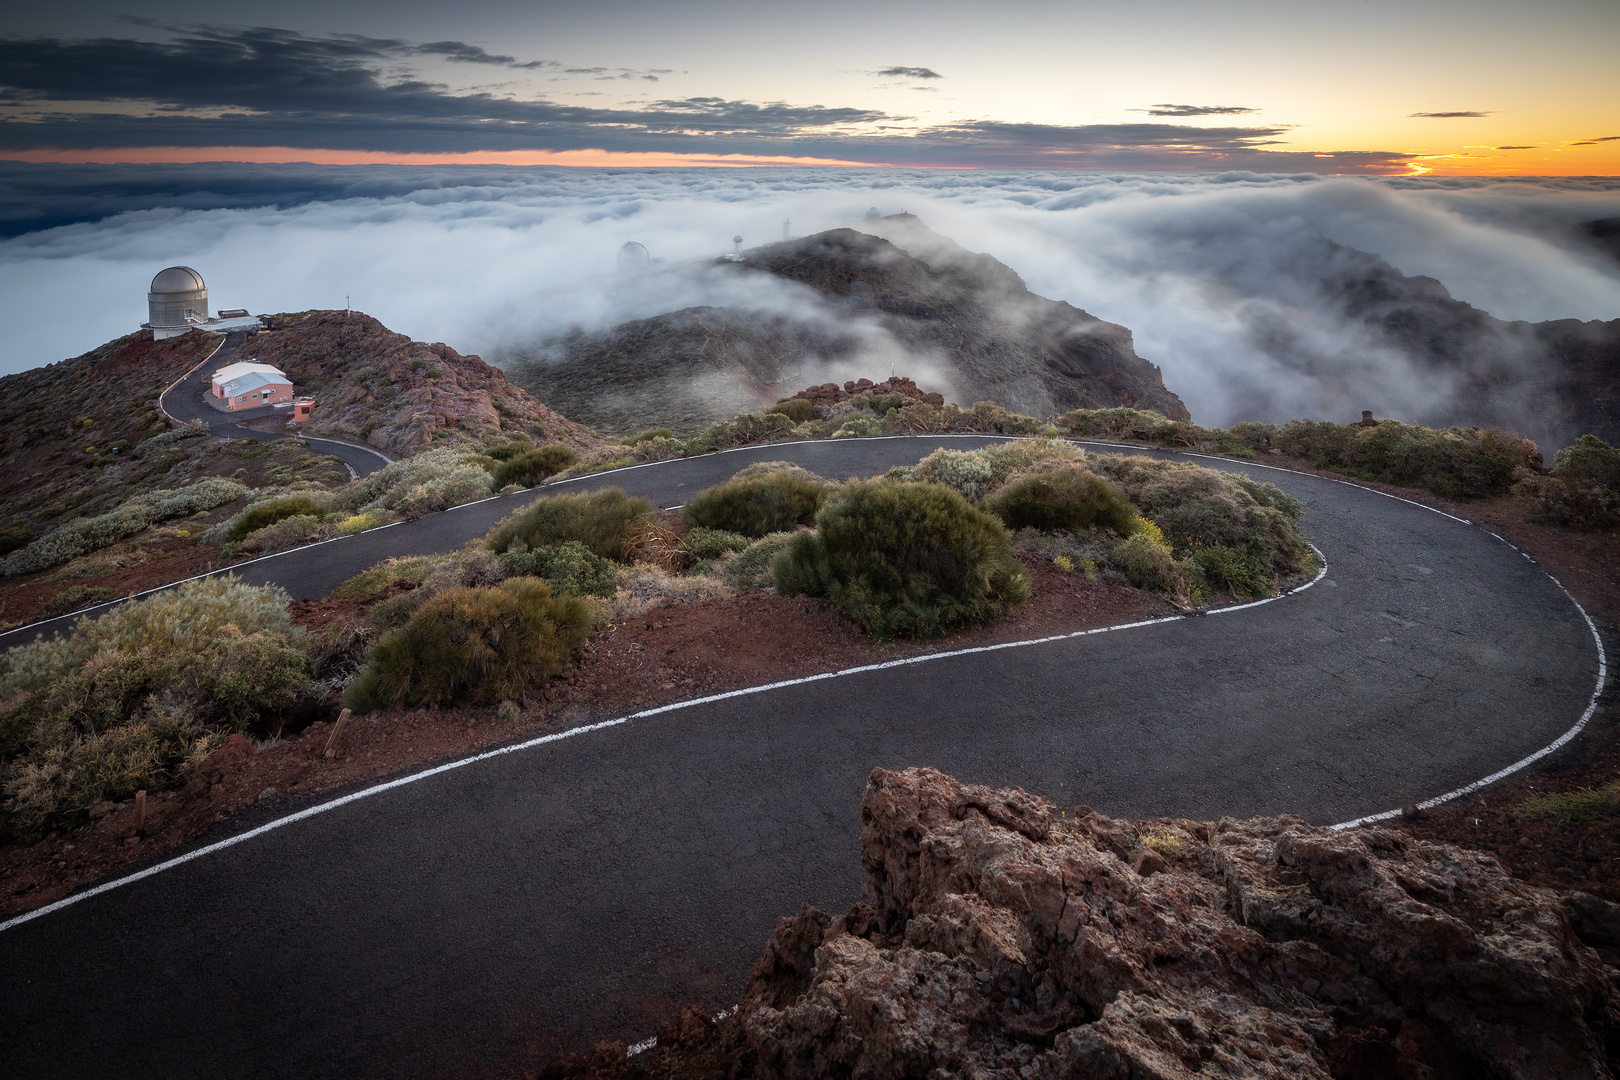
[324,708,352,760]
[134,790,146,834]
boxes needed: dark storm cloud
[0,26,1409,171]
[1137,104,1258,117]
[875,67,941,79]
[1408,111,1490,118]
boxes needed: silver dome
[149,266,206,294]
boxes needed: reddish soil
[0,539,222,630]
[1,555,1166,917]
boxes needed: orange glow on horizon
[2,143,1615,176]
[0,145,887,168]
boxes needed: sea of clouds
[1,165,1617,434]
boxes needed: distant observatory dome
[147,265,208,328]
[618,241,650,268]
[866,207,881,219]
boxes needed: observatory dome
[147,266,209,328]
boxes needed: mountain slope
[503,218,1189,433]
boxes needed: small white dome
[150,266,206,294]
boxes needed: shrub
[39,584,116,619]
[628,427,676,445]
[1090,455,1310,580]
[1226,422,1279,450]
[885,402,946,434]
[1057,407,1178,443]
[683,471,827,537]
[1275,419,1539,499]
[832,416,885,439]
[721,531,800,590]
[983,467,1136,535]
[679,527,752,560]
[489,444,578,489]
[768,398,818,424]
[498,541,617,597]
[0,577,306,835]
[1518,435,1620,530]
[338,447,498,517]
[344,577,590,711]
[484,434,534,461]
[703,412,795,451]
[892,449,996,502]
[486,488,653,562]
[771,479,1028,638]
[133,421,207,457]
[1517,784,1620,825]
[1190,545,1271,598]
[331,554,449,599]
[221,493,331,543]
[231,513,331,557]
[952,401,1043,435]
[2,478,251,577]
[1113,532,1196,599]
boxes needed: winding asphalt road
[161,330,392,479]
[0,436,1608,1078]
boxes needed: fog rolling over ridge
[0,165,1616,447]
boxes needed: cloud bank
[1,166,1617,446]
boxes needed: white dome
[150,266,206,294]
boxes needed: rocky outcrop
[556,767,1619,1079]
[246,310,603,457]
[504,218,1189,434]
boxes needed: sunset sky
[1,0,1615,174]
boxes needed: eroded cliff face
[505,220,1189,435]
[549,767,1620,1080]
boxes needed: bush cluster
[344,578,590,711]
[719,531,799,590]
[486,488,653,562]
[678,527,752,561]
[0,577,309,837]
[772,479,1028,638]
[489,444,579,489]
[133,421,207,457]
[1517,435,1620,530]
[1274,419,1539,500]
[682,470,827,537]
[767,398,818,424]
[887,441,1082,501]
[1089,454,1311,581]
[224,492,332,543]
[498,540,617,598]
[1,478,251,577]
[983,467,1136,535]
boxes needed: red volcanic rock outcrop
[551,767,1620,1079]
[780,376,946,410]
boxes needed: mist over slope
[500,218,1187,432]
[1,165,1616,445]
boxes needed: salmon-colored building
[211,361,294,411]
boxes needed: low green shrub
[338,447,497,517]
[331,554,449,598]
[1113,532,1201,601]
[683,471,827,537]
[891,448,996,501]
[486,488,653,562]
[983,467,1137,535]
[489,444,578,489]
[1090,455,1311,580]
[2,478,251,577]
[768,398,818,424]
[224,493,331,543]
[484,434,534,461]
[133,421,207,457]
[1275,419,1539,499]
[832,416,885,439]
[703,412,795,451]
[498,541,617,597]
[679,527,752,560]
[1517,783,1620,825]
[39,584,116,619]
[772,479,1028,638]
[1190,545,1271,598]
[951,401,1043,436]
[344,577,590,711]
[721,531,799,590]
[629,427,676,445]
[1518,435,1620,530]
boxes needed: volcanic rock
[574,767,1619,1079]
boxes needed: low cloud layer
[1,166,1616,447]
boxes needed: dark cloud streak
[875,67,941,79]
[1138,104,1257,117]
[1408,111,1490,118]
